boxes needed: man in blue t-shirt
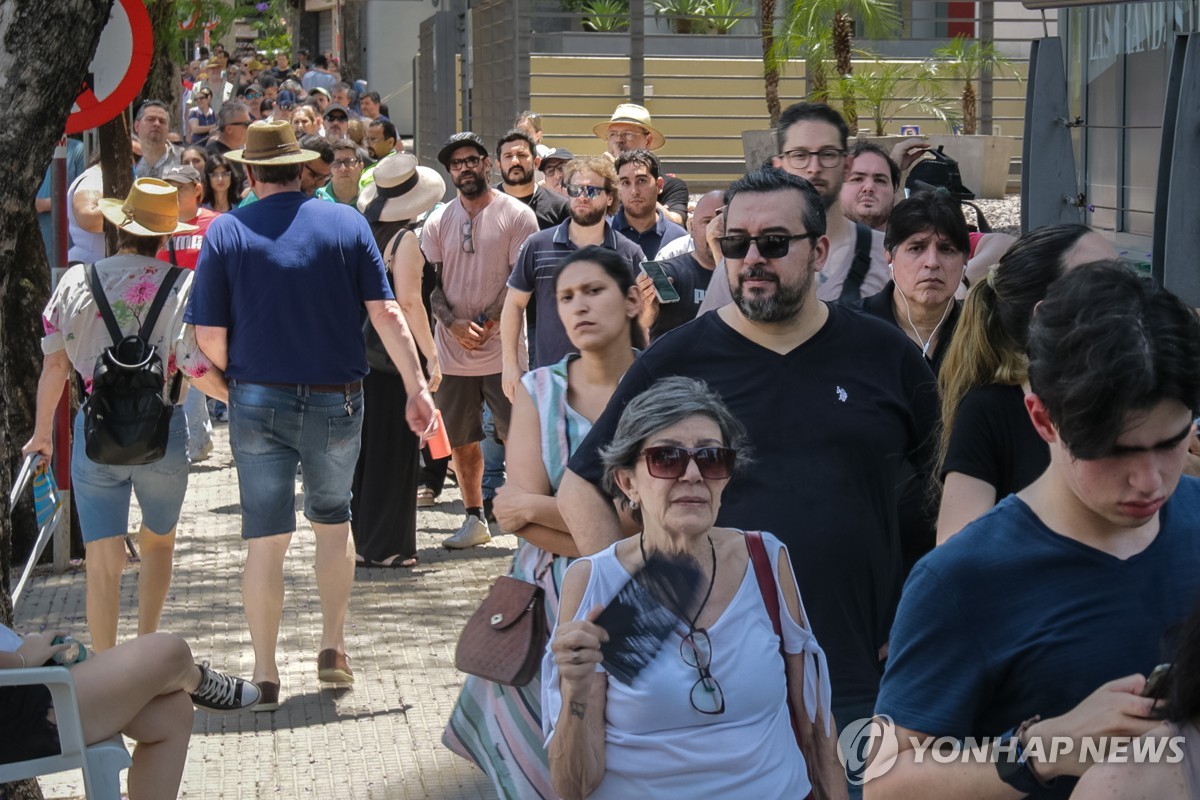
[869,263,1200,799]
[185,120,434,711]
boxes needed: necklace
[896,288,953,358]
[640,533,717,628]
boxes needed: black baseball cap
[438,132,488,168]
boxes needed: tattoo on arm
[430,282,454,327]
[569,700,587,719]
[483,285,508,324]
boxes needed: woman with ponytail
[935,225,1117,542]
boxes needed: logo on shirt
[836,386,848,403]
[838,714,898,785]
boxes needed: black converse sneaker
[190,661,261,711]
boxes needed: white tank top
[67,166,105,264]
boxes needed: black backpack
[80,263,184,465]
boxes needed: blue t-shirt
[876,479,1200,798]
[185,191,393,384]
[611,208,687,260]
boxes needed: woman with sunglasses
[544,376,843,800]
[202,153,242,214]
[445,246,644,799]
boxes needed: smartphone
[640,260,681,304]
[1143,663,1172,698]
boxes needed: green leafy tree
[927,35,1017,135]
[767,0,899,132]
[841,59,959,135]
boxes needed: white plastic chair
[0,666,130,799]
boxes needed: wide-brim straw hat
[592,103,667,150]
[97,178,198,237]
[225,119,320,165]
[358,153,445,223]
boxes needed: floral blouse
[42,255,214,399]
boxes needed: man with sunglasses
[322,104,350,142]
[421,132,539,549]
[205,101,252,186]
[501,155,644,398]
[559,167,939,793]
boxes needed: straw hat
[358,153,446,223]
[97,178,198,237]
[592,103,667,150]
[225,119,320,165]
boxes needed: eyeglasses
[461,220,475,254]
[639,446,736,480]
[543,164,564,177]
[780,147,845,169]
[607,130,647,143]
[245,91,262,99]
[680,628,725,715]
[716,233,818,260]
[332,158,360,169]
[448,155,484,171]
[210,171,232,180]
[565,184,605,199]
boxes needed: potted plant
[581,0,630,31]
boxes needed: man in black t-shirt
[639,190,724,341]
[494,129,569,231]
[557,168,939,764]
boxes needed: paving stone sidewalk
[17,424,507,799]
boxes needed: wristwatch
[995,715,1053,795]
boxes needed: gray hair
[218,101,249,130]
[599,376,751,515]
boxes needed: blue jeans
[481,402,505,501]
[228,381,364,538]
[183,387,212,459]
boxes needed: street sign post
[65,0,153,134]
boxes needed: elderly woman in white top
[543,376,845,800]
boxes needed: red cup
[427,409,452,460]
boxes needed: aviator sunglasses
[639,446,736,480]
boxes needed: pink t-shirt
[420,192,538,376]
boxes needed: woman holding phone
[444,246,643,799]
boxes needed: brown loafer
[254,681,281,712]
[317,649,353,684]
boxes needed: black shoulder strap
[139,266,183,343]
[837,222,875,305]
[87,264,125,345]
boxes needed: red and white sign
[65,0,153,134]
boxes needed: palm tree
[928,35,1017,135]
[840,60,958,135]
[767,0,899,132]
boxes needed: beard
[455,170,487,199]
[570,204,606,227]
[846,200,889,230]
[502,165,533,186]
[731,257,814,323]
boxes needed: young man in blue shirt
[869,262,1200,799]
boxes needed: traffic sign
[65,0,153,134]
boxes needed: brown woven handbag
[455,576,547,686]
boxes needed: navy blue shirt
[185,191,393,384]
[611,208,687,260]
[876,480,1200,798]
[508,218,644,368]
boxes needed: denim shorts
[228,381,364,538]
[71,409,188,543]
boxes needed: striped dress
[443,355,589,799]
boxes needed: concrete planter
[741,129,1016,198]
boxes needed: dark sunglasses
[640,446,736,480]
[325,114,348,122]
[716,233,818,260]
[565,183,605,199]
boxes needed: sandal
[416,487,436,507]
[374,554,419,568]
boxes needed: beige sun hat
[225,119,320,165]
[97,178,198,237]
[592,103,667,150]
[357,153,446,223]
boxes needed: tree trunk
[832,11,856,133]
[761,0,780,125]
[99,113,134,257]
[0,5,118,796]
[963,80,977,135]
[143,0,183,121]
[340,0,362,85]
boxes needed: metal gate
[469,0,531,151]
[417,10,463,195]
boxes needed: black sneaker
[483,497,497,524]
[190,661,261,711]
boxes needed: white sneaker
[443,515,491,549]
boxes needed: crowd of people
[10,83,1200,800]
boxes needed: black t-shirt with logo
[569,305,940,708]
